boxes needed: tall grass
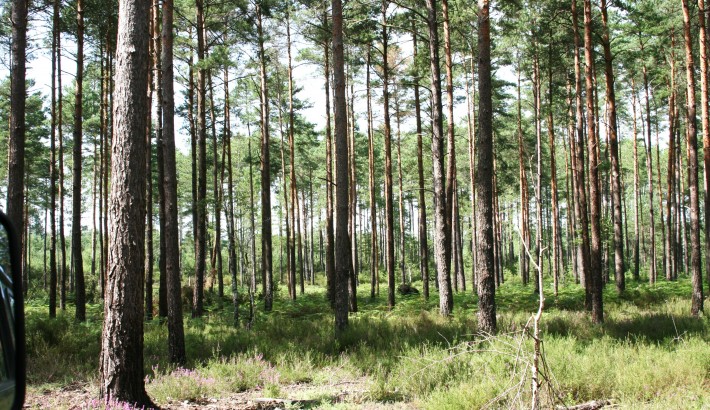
[24,276,709,408]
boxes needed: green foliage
[24,277,710,408]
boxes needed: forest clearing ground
[22,275,710,409]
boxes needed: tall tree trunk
[332,0,352,334]
[425,0,453,315]
[224,63,239,325]
[600,0,625,292]
[641,55,657,285]
[8,0,27,296]
[630,78,641,281]
[161,0,187,364]
[193,0,208,317]
[323,15,336,305]
[443,0,456,286]
[257,5,274,311]
[286,13,297,300]
[699,0,710,294]
[395,84,407,285]
[72,0,86,322]
[681,0,705,316]
[667,68,677,281]
[583,0,603,323]
[49,0,59,317]
[546,43,562,296]
[412,26,429,300]
[533,46,543,295]
[572,0,591,308]
[516,65,530,286]
[99,0,153,403]
[154,1,168,318]
[381,0,396,309]
[144,3,156,320]
[476,0,496,334]
[366,46,379,300]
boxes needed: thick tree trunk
[681,0,705,316]
[160,0,187,364]
[99,0,153,404]
[8,0,27,296]
[332,0,352,334]
[476,0,496,334]
[425,0,453,315]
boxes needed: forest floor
[22,273,710,409]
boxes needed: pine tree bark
[425,0,453,315]
[323,16,336,305]
[476,0,496,334]
[257,4,274,311]
[366,46,379,300]
[600,0,625,292]
[161,0,187,364]
[332,0,352,334]
[71,0,86,321]
[193,0,208,317]
[412,26,429,299]
[49,0,59,317]
[572,0,591,307]
[99,0,153,403]
[381,0,396,309]
[583,0,603,323]
[698,0,710,294]
[681,0,705,316]
[7,0,27,296]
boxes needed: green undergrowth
[24,275,710,408]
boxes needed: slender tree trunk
[99,0,153,403]
[516,65,530,286]
[667,72,677,282]
[681,0,705,316]
[381,0,396,309]
[193,0,208,317]
[546,44,561,296]
[257,5,274,311]
[600,0,625,292]
[583,0,603,322]
[412,27,429,300]
[49,0,59,317]
[395,85,407,285]
[572,0,591,308]
[323,17,336,305]
[286,14,297,300]
[72,0,86,322]
[698,0,710,294]
[154,1,168,318]
[443,0,456,287]
[144,4,156,320]
[467,51,478,294]
[161,0,186,364]
[366,46,379,300]
[476,0,496,334]
[640,57,657,285]
[332,0,352,334]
